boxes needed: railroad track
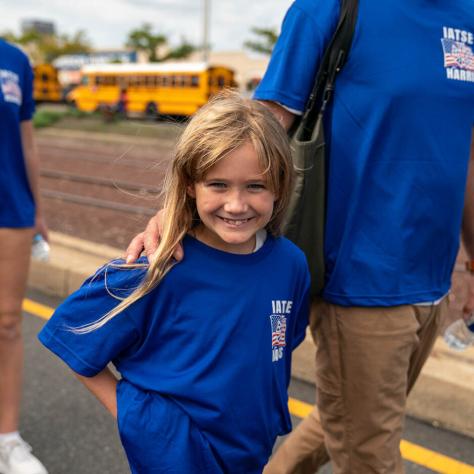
[41,169,161,194]
[39,144,169,169]
[41,189,158,216]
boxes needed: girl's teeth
[223,218,248,226]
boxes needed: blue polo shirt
[255,0,474,306]
[0,39,35,228]
[39,235,310,472]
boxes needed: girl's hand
[125,210,184,263]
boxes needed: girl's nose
[224,191,248,214]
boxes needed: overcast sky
[0,0,293,52]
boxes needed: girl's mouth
[218,216,253,227]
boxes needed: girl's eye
[208,182,227,189]
[248,183,266,191]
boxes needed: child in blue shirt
[39,91,310,474]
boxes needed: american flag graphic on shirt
[441,38,474,71]
[270,314,287,348]
[0,69,22,105]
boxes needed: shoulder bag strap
[300,0,359,140]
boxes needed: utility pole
[203,0,210,62]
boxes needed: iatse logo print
[270,300,293,362]
[0,69,22,105]
[441,27,474,83]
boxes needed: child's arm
[74,368,119,418]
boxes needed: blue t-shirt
[0,39,35,228]
[255,0,474,306]
[39,235,310,472]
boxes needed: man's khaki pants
[264,299,447,474]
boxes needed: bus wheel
[145,102,159,121]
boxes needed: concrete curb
[28,232,474,439]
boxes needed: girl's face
[188,141,277,254]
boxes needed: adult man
[127,0,474,471]
[253,1,474,472]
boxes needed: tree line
[0,23,278,63]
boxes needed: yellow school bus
[33,64,62,103]
[67,62,236,118]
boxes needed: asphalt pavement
[21,288,474,474]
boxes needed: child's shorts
[116,380,224,474]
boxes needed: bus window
[191,75,199,87]
[81,75,89,86]
[170,75,177,87]
[146,76,156,88]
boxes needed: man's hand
[125,210,184,263]
[462,130,474,317]
[464,274,474,317]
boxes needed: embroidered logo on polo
[441,27,474,83]
[270,300,292,362]
[0,69,22,105]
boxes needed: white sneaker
[0,437,47,474]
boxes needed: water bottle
[443,314,474,351]
[31,233,50,262]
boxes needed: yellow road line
[288,397,313,419]
[23,298,54,320]
[400,440,474,474]
[287,396,474,474]
[24,298,474,473]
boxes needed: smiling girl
[38,91,310,474]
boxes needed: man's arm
[74,367,119,418]
[462,129,474,315]
[125,101,298,263]
[21,120,48,240]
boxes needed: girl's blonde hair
[76,90,294,333]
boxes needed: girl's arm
[74,368,119,418]
[21,120,48,240]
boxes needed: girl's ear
[187,184,196,198]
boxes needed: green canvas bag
[283,0,359,298]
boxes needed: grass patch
[33,110,64,128]
[33,103,184,140]
[50,115,184,140]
